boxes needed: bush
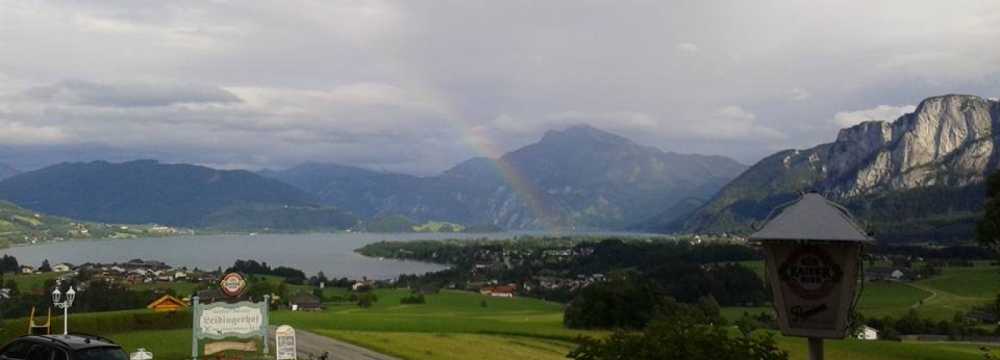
[564,272,664,329]
[357,292,378,308]
[400,293,425,304]
[568,313,787,360]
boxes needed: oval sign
[219,272,247,298]
[777,245,843,300]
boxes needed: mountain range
[263,125,747,229]
[0,163,18,180]
[0,159,357,230]
[671,94,1000,242]
[0,95,994,241]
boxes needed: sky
[1,1,1000,174]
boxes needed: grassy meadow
[269,288,1000,360]
[0,287,994,359]
[728,260,1000,322]
[0,261,998,360]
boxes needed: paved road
[269,327,399,360]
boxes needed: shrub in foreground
[568,314,787,360]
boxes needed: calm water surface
[0,231,663,279]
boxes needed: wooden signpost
[751,193,872,360]
[192,272,270,360]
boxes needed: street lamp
[52,285,77,335]
[750,193,872,360]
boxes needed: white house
[173,271,188,281]
[352,281,372,291]
[19,265,33,274]
[52,263,72,272]
[890,269,905,280]
[857,325,879,340]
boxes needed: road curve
[269,326,400,360]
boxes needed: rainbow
[462,126,565,233]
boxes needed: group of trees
[978,171,1000,252]
[376,238,767,307]
[564,272,786,360]
[0,255,18,273]
[226,259,307,284]
[307,271,355,288]
[864,309,996,340]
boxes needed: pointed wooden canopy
[147,294,188,312]
[750,193,873,242]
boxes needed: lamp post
[750,193,872,360]
[52,285,77,335]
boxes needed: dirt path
[906,282,938,309]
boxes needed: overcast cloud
[1,1,999,174]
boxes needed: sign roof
[749,193,873,242]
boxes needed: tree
[564,272,665,329]
[38,260,51,273]
[977,171,1000,253]
[568,313,787,360]
[0,255,18,273]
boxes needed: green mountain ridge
[0,200,185,247]
[0,160,359,230]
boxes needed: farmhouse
[147,294,188,312]
[52,263,73,273]
[481,285,516,298]
[289,293,324,312]
[864,267,909,282]
[856,325,879,340]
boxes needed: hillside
[0,163,17,180]
[674,94,1000,242]
[0,160,356,229]
[0,200,183,246]
[267,125,746,230]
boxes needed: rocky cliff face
[679,94,1000,240]
[825,95,999,195]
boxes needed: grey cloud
[1,1,1000,171]
[20,80,241,107]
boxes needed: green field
[731,261,1000,321]
[6,271,67,291]
[777,336,997,360]
[0,275,996,360]
[320,330,575,360]
[272,289,587,339]
[273,288,1000,360]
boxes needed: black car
[0,334,127,360]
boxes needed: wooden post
[808,337,823,360]
[262,295,270,355]
[191,296,200,360]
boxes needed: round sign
[219,272,247,298]
[777,245,843,300]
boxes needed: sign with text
[199,304,264,337]
[765,243,861,339]
[192,296,270,359]
[275,325,297,360]
[220,272,248,298]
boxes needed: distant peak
[915,94,990,111]
[540,124,631,145]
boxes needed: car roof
[17,334,121,351]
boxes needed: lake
[0,231,663,279]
